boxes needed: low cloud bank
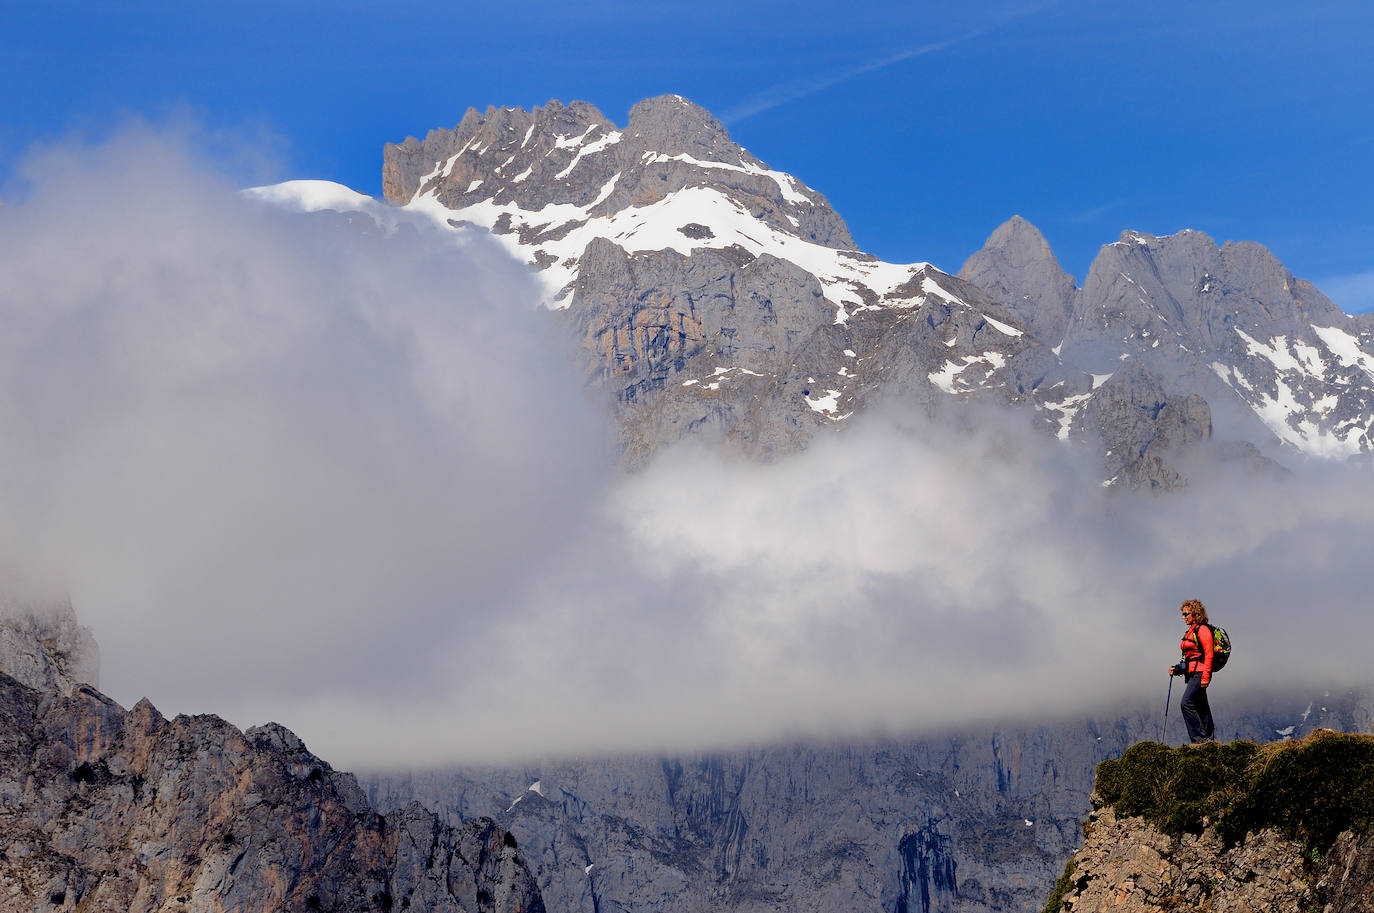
[2,129,1371,769]
[458,415,1374,763]
[0,127,615,742]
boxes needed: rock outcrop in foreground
[1045,731,1374,913]
[0,668,545,913]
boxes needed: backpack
[1193,623,1231,671]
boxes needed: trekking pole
[1161,674,1174,743]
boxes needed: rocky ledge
[1045,731,1374,913]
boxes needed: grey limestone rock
[1316,828,1374,913]
[1055,775,1374,913]
[958,220,1374,477]
[1061,228,1371,454]
[958,216,1077,344]
[0,596,99,695]
[1052,804,1316,913]
[383,95,855,251]
[568,239,837,462]
[379,97,1374,484]
[1078,363,1211,490]
[0,671,545,913]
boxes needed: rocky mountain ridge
[364,694,1374,913]
[0,609,545,913]
[313,95,1374,482]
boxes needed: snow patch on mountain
[642,151,811,207]
[805,389,845,417]
[404,180,937,314]
[1039,392,1095,440]
[1313,325,1374,382]
[928,352,1008,395]
[556,130,623,180]
[1210,357,1367,458]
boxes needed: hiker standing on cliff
[1169,599,1215,743]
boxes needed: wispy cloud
[719,5,1055,125]
[720,35,971,125]
[1062,198,1132,225]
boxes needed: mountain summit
[383,95,856,308]
[958,215,1077,344]
[263,95,1374,481]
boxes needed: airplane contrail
[720,5,1056,126]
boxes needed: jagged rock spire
[958,215,1077,343]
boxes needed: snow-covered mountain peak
[250,95,1374,477]
[378,96,954,313]
[622,94,742,164]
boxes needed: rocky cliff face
[0,637,545,913]
[363,693,1374,913]
[383,96,856,258]
[383,96,1025,465]
[1051,804,1321,912]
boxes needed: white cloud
[3,127,1373,771]
[0,126,615,748]
[434,409,1374,765]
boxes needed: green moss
[1094,731,1374,851]
[1223,730,1374,848]
[1041,858,1077,913]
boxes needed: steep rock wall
[0,672,545,913]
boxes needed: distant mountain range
[8,93,1361,913]
[259,94,1374,490]
[6,603,1368,913]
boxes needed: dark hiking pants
[1180,672,1215,743]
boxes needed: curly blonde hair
[1180,599,1209,625]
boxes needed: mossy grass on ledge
[1040,859,1076,913]
[1095,729,1374,850]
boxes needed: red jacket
[1180,623,1214,686]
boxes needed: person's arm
[1198,625,1214,687]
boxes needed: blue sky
[5,0,1372,311]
